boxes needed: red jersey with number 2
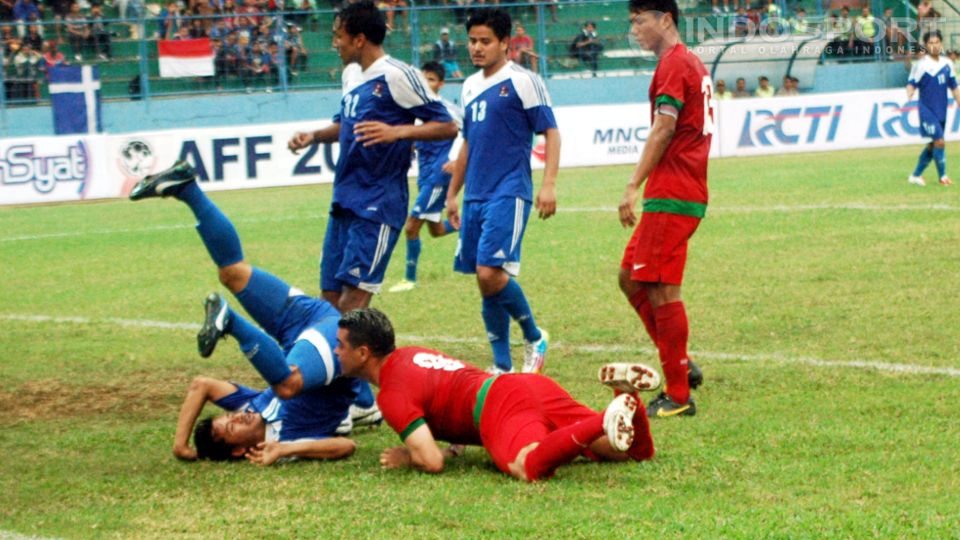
[646,43,714,205]
[377,346,490,445]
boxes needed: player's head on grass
[923,30,943,57]
[336,308,396,379]
[332,0,386,66]
[628,0,680,53]
[193,413,265,461]
[421,61,446,94]
[466,8,511,73]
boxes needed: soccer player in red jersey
[618,0,714,418]
[333,309,661,481]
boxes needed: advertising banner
[0,135,110,205]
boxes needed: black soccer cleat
[197,292,230,358]
[688,359,704,390]
[646,392,696,418]
[129,160,196,201]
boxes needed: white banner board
[0,135,110,205]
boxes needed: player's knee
[618,268,636,296]
[426,222,446,238]
[189,376,211,392]
[476,266,507,295]
[217,263,250,292]
[404,220,419,239]
[935,139,946,149]
[273,377,302,400]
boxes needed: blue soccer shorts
[454,197,531,276]
[920,111,946,140]
[321,210,400,294]
[411,183,449,223]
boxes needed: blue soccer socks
[234,268,294,339]
[176,182,243,267]
[405,238,422,282]
[227,309,291,386]
[914,146,934,177]
[492,279,542,343]
[482,295,513,371]
[933,147,947,178]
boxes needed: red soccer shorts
[478,374,598,473]
[621,212,701,285]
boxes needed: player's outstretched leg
[198,292,292,386]
[647,301,697,418]
[129,161,244,269]
[598,362,662,395]
[909,144,933,186]
[518,413,605,481]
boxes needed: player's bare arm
[906,83,916,101]
[445,141,469,230]
[245,437,356,466]
[535,127,561,219]
[173,377,239,461]
[288,123,340,155]
[353,120,457,147]
[381,423,447,473]
[619,111,678,228]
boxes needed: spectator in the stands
[882,7,907,58]
[854,6,876,57]
[284,22,307,75]
[570,21,603,76]
[788,7,810,34]
[13,0,41,36]
[242,38,269,90]
[733,76,749,97]
[267,40,280,84]
[214,32,241,87]
[432,27,462,78]
[172,24,192,39]
[714,78,732,100]
[776,75,798,96]
[834,7,854,56]
[755,75,775,97]
[88,3,111,60]
[161,1,184,39]
[23,23,43,50]
[209,18,231,39]
[509,21,537,72]
[731,5,751,37]
[917,0,939,34]
[1,23,18,55]
[64,2,90,60]
[40,38,65,71]
[234,14,254,42]
[189,17,207,37]
[13,40,41,99]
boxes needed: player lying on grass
[172,375,357,464]
[128,162,383,453]
[334,308,661,482]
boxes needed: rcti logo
[738,106,843,147]
[866,100,960,139]
[0,141,88,194]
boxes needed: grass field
[2,143,959,539]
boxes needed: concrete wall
[0,61,909,138]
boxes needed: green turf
[1,144,959,538]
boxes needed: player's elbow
[414,452,445,474]
[331,438,357,460]
[438,121,458,139]
[189,376,212,393]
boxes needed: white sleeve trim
[385,58,437,110]
[511,65,552,109]
[295,328,336,385]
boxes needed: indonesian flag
[158,38,214,78]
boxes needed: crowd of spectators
[713,74,801,99]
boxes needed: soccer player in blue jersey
[389,61,463,293]
[287,1,457,312]
[445,8,561,375]
[129,161,382,449]
[172,375,357,463]
[907,30,960,187]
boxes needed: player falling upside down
[445,8,560,375]
[618,0,708,418]
[334,308,661,482]
[129,161,383,444]
[907,30,960,187]
[388,61,463,293]
[286,1,457,312]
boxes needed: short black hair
[421,60,446,81]
[759,75,769,82]
[924,30,943,44]
[338,0,387,46]
[466,8,512,41]
[194,417,239,461]
[338,308,396,358]
[628,0,680,28]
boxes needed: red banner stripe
[157,38,214,58]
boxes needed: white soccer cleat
[522,329,549,374]
[486,365,513,376]
[908,175,927,186]
[603,393,638,452]
[349,403,383,428]
[598,362,662,394]
[940,176,953,186]
[335,414,353,435]
[388,279,417,293]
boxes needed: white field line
[0,531,61,540]
[2,203,956,243]
[3,313,958,379]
